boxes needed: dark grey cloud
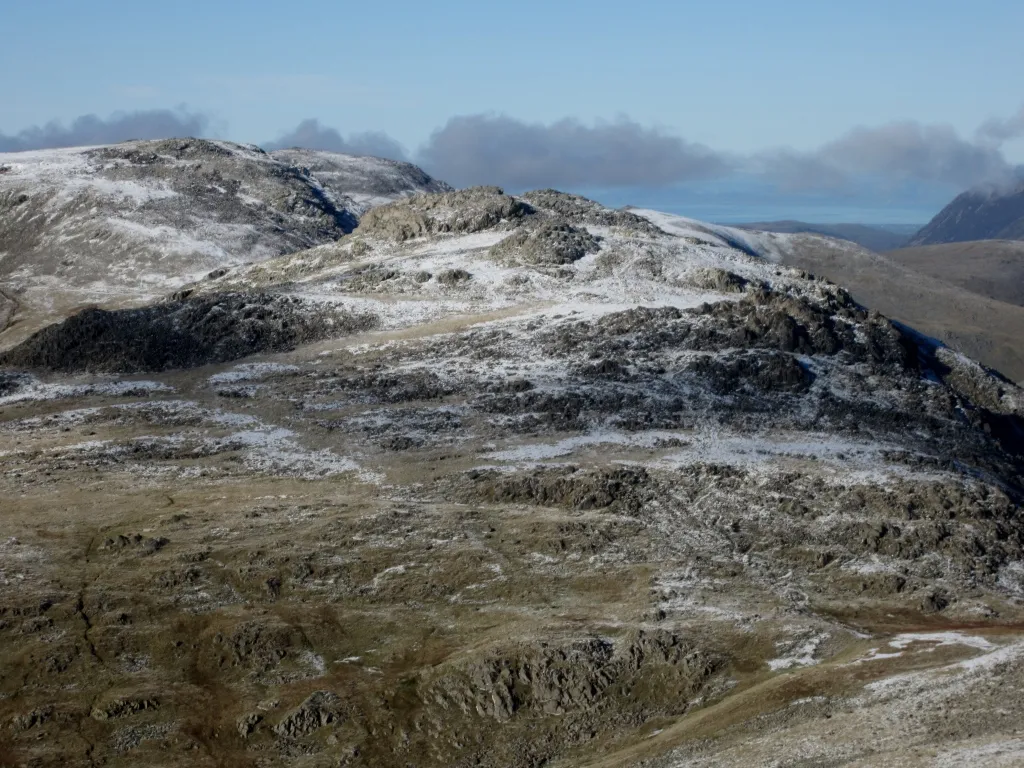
[748,148,852,193]
[819,122,1013,188]
[749,120,1017,193]
[0,108,211,153]
[416,114,731,189]
[267,118,408,161]
[414,114,1020,193]
[976,104,1024,146]
[5,107,1022,195]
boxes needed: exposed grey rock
[521,189,664,235]
[273,691,343,738]
[455,466,653,513]
[491,219,600,265]
[91,694,160,721]
[237,712,262,738]
[357,186,531,241]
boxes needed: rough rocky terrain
[643,212,1024,386]
[2,185,1024,767]
[0,140,446,346]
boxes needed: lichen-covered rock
[90,694,159,721]
[491,219,600,265]
[273,691,343,738]
[358,186,531,241]
[688,266,752,293]
[520,189,664,235]
[237,712,262,738]
[454,466,653,513]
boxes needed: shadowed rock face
[0,293,377,373]
[3,187,1024,767]
[685,215,1024,385]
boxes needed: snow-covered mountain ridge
[0,139,448,341]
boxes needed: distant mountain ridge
[270,148,452,215]
[0,138,448,341]
[733,220,912,251]
[909,178,1024,245]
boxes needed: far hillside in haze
[909,180,1024,245]
[886,239,1024,307]
[734,221,914,252]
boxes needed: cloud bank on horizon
[2,105,1022,196]
[263,118,408,163]
[0,109,210,154]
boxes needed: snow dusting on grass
[208,362,300,385]
[0,377,173,406]
[767,634,828,671]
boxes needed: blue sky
[2,0,1023,222]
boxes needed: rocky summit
[2,183,1024,767]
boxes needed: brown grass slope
[885,239,1024,307]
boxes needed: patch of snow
[768,634,828,671]
[207,362,300,385]
[0,378,173,406]
[932,739,1024,768]
[888,632,994,651]
[481,429,685,462]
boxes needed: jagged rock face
[909,179,1024,245]
[521,189,664,235]
[3,187,1024,766]
[272,691,344,738]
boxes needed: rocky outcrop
[273,691,343,738]
[0,292,377,372]
[490,219,601,265]
[4,185,1024,768]
[357,186,531,241]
